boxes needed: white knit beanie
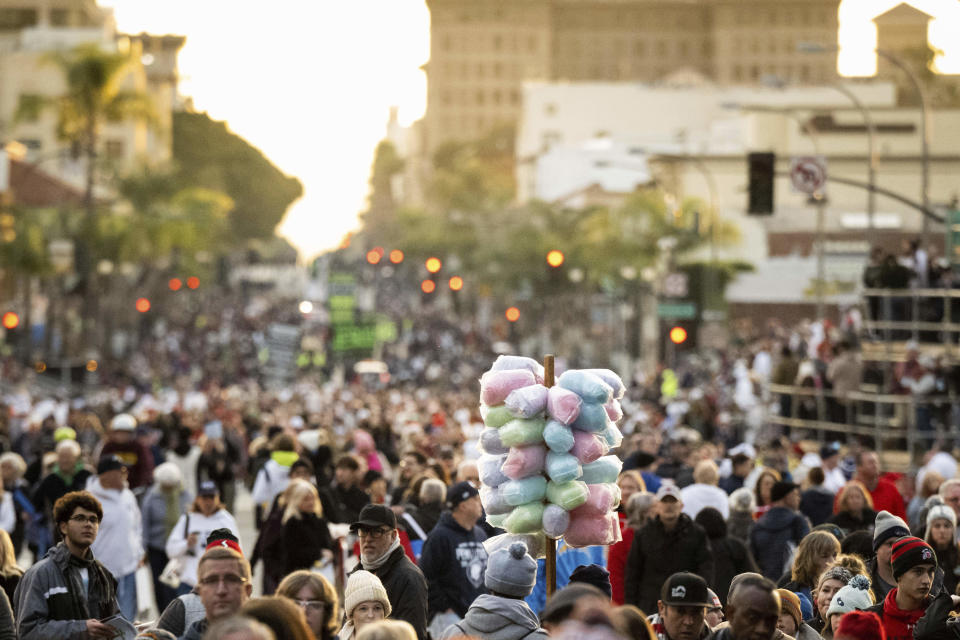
[344,570,391,619]
[826,575,873,618]
[926,504,958,535]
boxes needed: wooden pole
[543,354,557,600]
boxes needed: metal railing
[766,382,955,463]
[863,288,960,348]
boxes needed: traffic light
[747,152,775,215]
[669,326,688,344]
[546,250,565,268]
[425,257,442,274]
[135,298,151,313]
[1,312,19,330]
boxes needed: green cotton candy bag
[482,405,514,428]
[486,512,509,528]
[545,480,589,511]
[501,475,547,506]
[504,501,545,534]
[499,417,546,447]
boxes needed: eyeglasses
[357,528,392,539]
[295,600,326,612]
[198,573,247,587]
[69,515,100,525]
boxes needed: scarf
[361,537,401,571]
[339,620,355,640]
[272,450,298,467]
[63,545,114,619]
[881,587,928,640]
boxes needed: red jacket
[870,479,907,520]
[608,514,634,605]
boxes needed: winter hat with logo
[485,541,537,597]
[344,570,391,618]
[873,510,910,552]
[834,610,887,640]
[826,575,873,618]
[891,536,938,580]
[926,504,957,535]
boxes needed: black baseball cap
[446,481,479,509]
[350,504,397,532]
[198,481,218,496]
[660,572,711,608]
[97,455,127,475]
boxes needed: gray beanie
[485,541,537,597]
[874,510,910,552]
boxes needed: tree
[15,43,156,336]
[172,112,304,240]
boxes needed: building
[0,0,184,193]
[515,80,960,323]
[422,0,840,152]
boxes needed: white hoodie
[251,458,291,506]
[87,476,144,579]
[165,509,242,588]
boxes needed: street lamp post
[800,42,931,248]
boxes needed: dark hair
[53,491,102,525]
[270,433,296,452]
[731,453,751,467]
[540,583,607,626]
[694,507,727,539]
[335,455,360,471]
[290,457,315,476]
[841,530,875,562]
[240,596,313,640]
[404,451,426,465]
[807,467,825,486]
[730,575,776,603]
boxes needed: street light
[800,41,931,247]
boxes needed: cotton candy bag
[582,369,626,399]
[502,445,547,480]
[543,420,574,453]
[499,417,546,447]
[490,355,545,381]
[504,501,545,534]
[542,504,570,538]
[481,405,514,428]
[501,476,547,506]
[505,384,548,418]
[546,386,582,425]
[571,402,608,433]
[479,485,513,515]
[481,370,537,406]
[570,429,608,464]
[479,454,509,487]
[563,511,621,548]
[480,428,509,455]
[580,455,622,484]
[557,370,613,404]
[545,480,589,511]
[545,451,581,483]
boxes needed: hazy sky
[97,0,960,259]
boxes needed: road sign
[662,272,688,298]
[790,156,827,195]
[657,301,697,319]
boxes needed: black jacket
[624,514,714,614]
[799,487,835,526]
[281,512,334,575]
[826,508,877,535]
[418,512,488,618]
[748,506,810,580]
[350,545,428,640]
[710,536,759,605]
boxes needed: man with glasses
[349,504,428,640]
[14,491,120,639]
[181,546,252,640]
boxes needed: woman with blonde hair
[827,482,876,534]
[356,620,417,640]
[280,479,334,576]
[0,529,22,601]
[276,570,340,640]
[780,530,840,603]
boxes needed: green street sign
[657,301,697,319]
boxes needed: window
[0,8,38,30]
[50,9,70,26]
[104,139,125,159]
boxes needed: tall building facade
[423,0,840,151]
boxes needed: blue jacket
[419,511,488,618]
[748,506,810,580]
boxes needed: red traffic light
[169,278,182,291]
[669,326,688,344]
[505,307,520,322]
[546,250,565,268]
[389,250,404,264]
[449,276,464,291]
[2,312,19,330]
[421,279,436,294]
[425,257,442,273]
[186,276,200,290]
[135,298,151,313]
[366,250,382,265]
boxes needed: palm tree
[15,43,156,340]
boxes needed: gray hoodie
[439,594,548,640]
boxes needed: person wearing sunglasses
[276,570,340,640]
[349,504,427,640]
[14,490,119,640]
